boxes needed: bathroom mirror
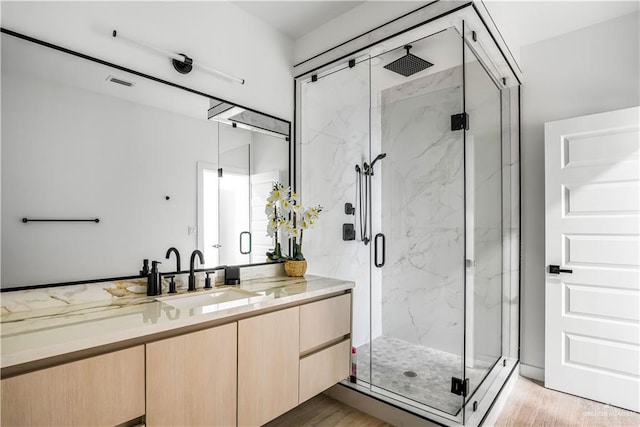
[0,30,290,289]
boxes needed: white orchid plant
[265,182,322,261]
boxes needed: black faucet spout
[165,247,181,272]
[188,250,205,291]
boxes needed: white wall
[519,11,640,370]
[482,1,639,70]
[294,1,430,64]
[0,1,294,120]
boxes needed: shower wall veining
[300,62,472,354]
[376,66,465,355]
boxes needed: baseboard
[519,363,544,382]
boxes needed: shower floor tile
[355,336,493,416]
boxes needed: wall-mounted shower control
[345,202,355,215]
[343,223,356,241]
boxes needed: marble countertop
[0,275,354,371]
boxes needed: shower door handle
[239,231,252,254]
[374,233,386,268]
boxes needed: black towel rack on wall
[22,218,100,223]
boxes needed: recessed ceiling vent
[106,75,134,87]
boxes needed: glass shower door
[298,56,373,392]
[463,33,503,403]
[367,27,467,421]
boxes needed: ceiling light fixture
[112,30,245,85]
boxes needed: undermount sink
[156,288,271,313]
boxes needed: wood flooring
[265,376,640,426]
[493,376,640,427]
[264,394,391,427]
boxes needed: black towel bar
[22,218,100,223]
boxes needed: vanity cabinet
[145,323,237,427]
[299,294,352,403]
[238,306,300,426]
[0,346,145,426]
[0,287,352,427]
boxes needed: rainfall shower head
[383,45,433,77]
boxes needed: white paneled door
[544,106,640,412]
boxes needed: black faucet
[165,247,181,272]
[188,250,205,291]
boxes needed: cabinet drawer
[1,346,145,427]
[299,339,350,403]
[300,293,351,352]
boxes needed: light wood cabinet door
[238,307,300,426]
[146,322,237,427]
[1,346,145,427]
[299,339,351,403]
[300,294,351,352]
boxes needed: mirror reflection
[0,31,290,288]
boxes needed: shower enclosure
[295,4,520,426]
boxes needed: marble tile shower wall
[300,62,377,347]
[377,67,465,356]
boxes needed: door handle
[549,265,573,274]
[240,231,252,254]
[374,233,385,268]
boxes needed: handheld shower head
[369,153,387,170]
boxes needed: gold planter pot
[284,260,307,277]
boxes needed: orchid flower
[264,181,322,261]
